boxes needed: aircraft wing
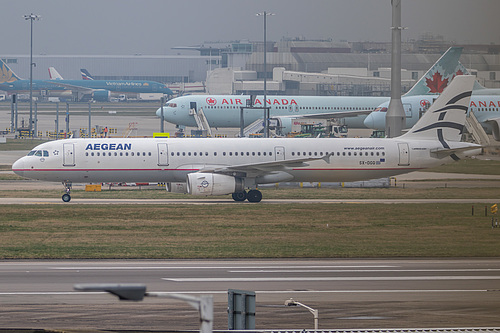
[199,154,333,177]
[45,81,94,93]
[276,109,373,119]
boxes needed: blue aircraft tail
[0,59,22,83]
[404,47,465,97]
[80,69,94,80]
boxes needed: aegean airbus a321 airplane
[13,76,480,203]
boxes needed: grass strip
[0,203,498,259]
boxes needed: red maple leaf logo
[206,97,217,106]
[426,72,449,93]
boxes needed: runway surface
[1,259,500,330]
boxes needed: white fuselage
[157,95,389,129]
[364,95,500,132]
[12,137,478,185]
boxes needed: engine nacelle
[273,117,294,136]
[485,118,500,141]
[92,89,111,102]
[166,182,187,194]
[187,173,244,196]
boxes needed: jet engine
[273,117,293,136]
[187,173,244,196]
[166,182,187,194]
[485,118,500,141]
[92,89,111,102]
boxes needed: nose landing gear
[62,181,72,202]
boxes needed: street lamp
[74,283,213,333]
[256,11,274,138]
[285,298,319,329]
[24,13,41,137]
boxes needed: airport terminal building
[2,37,500,97]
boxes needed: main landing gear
[62,181,72,202]
[231,189,262,203]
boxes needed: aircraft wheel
[232,191,247,202]
[247,189,262,203]
[62,193,71,202]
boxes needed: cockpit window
[374,107,388,113]
[166,103,177,107]
[29,150,49,157]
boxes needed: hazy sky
[3,0,500,56]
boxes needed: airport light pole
[256,11,274,138]
[285,298,319,329]
[74,284,213,333]
[24,13,41,137]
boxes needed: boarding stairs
[465,111,490,145]
[191,108,212,137]
[243,119,265,137]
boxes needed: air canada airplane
[13,76,480,203]
[364,94,500,141]
[156,47,466,133]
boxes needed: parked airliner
[156,47,466,134]
[12,76,480,203]
[364,94,500,141]
[0,60,173,102]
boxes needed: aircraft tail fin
[80,69,94,80]
[404,47,465,97]
[0,59,22,83]
[48,67,64,80]
[401,75,475,142]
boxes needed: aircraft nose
[12,157,25,177]
[363,113,375,129]
[156,107,163,118]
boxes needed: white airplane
[156,47,466,134]
[364,93,500,141]
[13,76,480,203]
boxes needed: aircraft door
[398,143,410,166]
[63,143,75,167]
[403,103,412,118]
[157,143,169,166]
[190,102,197,114]
[274,146,285,161]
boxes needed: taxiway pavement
[0,259,499,330]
